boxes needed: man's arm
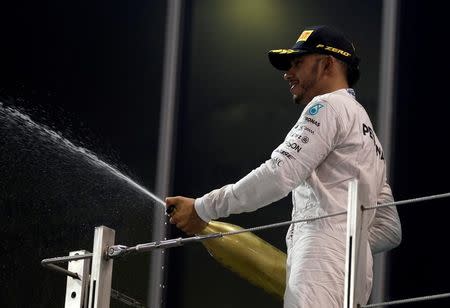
[368,182,402,254]
[193,99,343,223]
[167,98,342,234]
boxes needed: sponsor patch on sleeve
[307,103,324,116]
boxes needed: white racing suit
[194,88,402,308]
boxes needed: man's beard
[293,94,305,105]
[292,61,320,105]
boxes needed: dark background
[0,1,166,307]
[389,1,450,307]
[1,0,449,307]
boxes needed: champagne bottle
[198,220,287,300]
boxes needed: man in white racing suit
[166,25,402,307]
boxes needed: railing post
[87,226,115,308]
[64,250,91,308]
[344,179,367,308]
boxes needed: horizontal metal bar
[364,192,450,210]
[362,292,450,307]
[111,289,146,308]
[107,211,350,260]
[108,233,224,259]
[42,263,81,280]
[41,253,93,265]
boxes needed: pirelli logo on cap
[297,30,314,42]
[316,44,351,57]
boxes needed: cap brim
[268,49,309,71]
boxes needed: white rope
[221,210,347,237]
[142,191,450,250]
[190,191,450,238]
[221,191,450,236]
[364,192,450,211]
[362,292,450,307]
[107,210,349,258]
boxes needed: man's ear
[323,55,334,72]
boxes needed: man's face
[283,54,325,105]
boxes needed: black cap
[268,25,360,71]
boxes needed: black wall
[0,1,166,307]
[389,1,450,306]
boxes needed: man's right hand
[165,196,207,235]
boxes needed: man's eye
[292,59,301,67]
